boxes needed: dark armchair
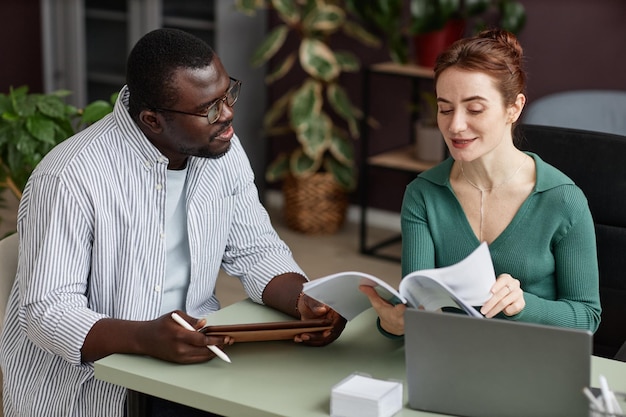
[518,124,626,360]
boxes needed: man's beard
[196,140,230,159]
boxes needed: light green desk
[95,300,626,417]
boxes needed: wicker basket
[282,173,348,235]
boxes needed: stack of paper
[331,373,403,417]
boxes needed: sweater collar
[419,152,574,192]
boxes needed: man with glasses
[0,28,346,417]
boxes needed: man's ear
[139,109,163,134]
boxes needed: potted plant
[409,0,463,68]
[0,86,114,225]
[235,0,380,234]
[414,91,446,162]
[410,0,527,67]
[348,0,526,67]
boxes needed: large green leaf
[271,0,300,25]
[290,148,321,178]
[333,50,360,73]
[289,79,322,129]
[328,127,355,167]
[81,100,113,124]
[7,86,29,115]
[295,112,331,160]
[265,152,290,183]
[13,129,35,154]
[37,95,66,118]
[251,25,289,67]
[265,52,296,84]
[12,91,37,117]
[324,155,357,191]
[0,94,11,114]
[299,38,340,81]
[0,124,13,146]
[302,4,344,34]
[26,115,56,144]
[341,20,381,48]
[263,89,293,129]
[327,83,359,138]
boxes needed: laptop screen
[404,308,592,417]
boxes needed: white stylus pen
[599,375,614,414]
[170,312,232,363]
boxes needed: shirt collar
[114,86,170,169]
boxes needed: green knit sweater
[401,152,601,332]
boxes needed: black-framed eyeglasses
[152,77,241,124]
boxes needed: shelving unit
[83,0,216,104]
[359,62,438,262]
[42,0,218,107]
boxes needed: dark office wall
[0,1,43,93]
[517,0,626,103]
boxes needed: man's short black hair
[126,28,215,120]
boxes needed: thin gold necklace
[460,155,528,242]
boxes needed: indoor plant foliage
[409,0,527,39]
[235,0,380,192]
[347,0,526,65]
[344,0,406,64]
[0,86,115,200]
[409,0,526,67]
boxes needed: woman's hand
[294,293,347,346]
[480,274,525,318]
[359,285,406,336]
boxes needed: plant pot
[414,122,445,162]
[413,19,466,68]
[282,173,348,235]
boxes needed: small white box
[331,373,403,417]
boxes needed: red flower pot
[414,19,466,68]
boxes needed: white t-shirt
[160,166,191,314]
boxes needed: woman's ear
[139,109,163,134]
[508,93,526,124]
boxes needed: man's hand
[81,311,232,364]
[294,293,347,346]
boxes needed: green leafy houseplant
[235,0,380,192]
[347,0,526,65]
[0,86,115,200]
[410,0,526,36]
[344,0,406,64]
[410,0,526,67]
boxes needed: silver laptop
[404,309,592,417]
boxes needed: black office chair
[518,124,626,360]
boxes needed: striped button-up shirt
[0,86,304,417]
